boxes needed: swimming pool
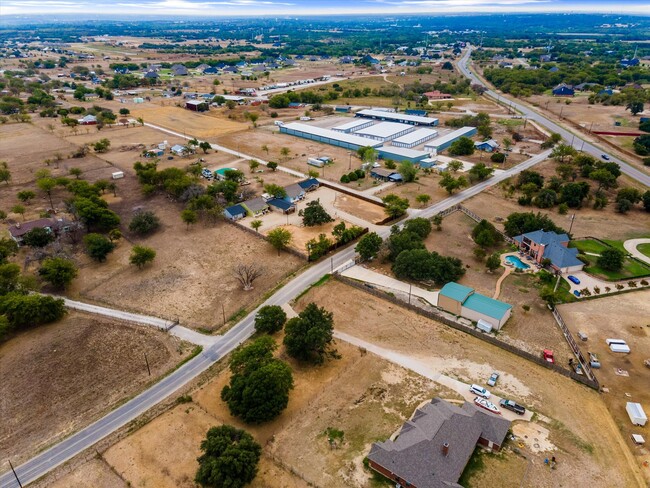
[505,255,531,270]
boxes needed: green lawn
[636,243,650,259]
[580,254,650,281]
[557,277,577,303]
[570,239,609,255]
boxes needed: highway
[0,146,550,488]
[457,47,650,188]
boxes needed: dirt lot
[334,192,387,224]
[0,311,189,470]
[72,193,303,331]
[294,280,645,487]
[558,290,650,484]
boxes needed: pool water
[505,255,531,270]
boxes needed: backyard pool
[505,255,531,270]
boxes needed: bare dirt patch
[48,458,128,488]
[0,311,188,470]
[334,193,386,224]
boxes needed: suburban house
[171,64,188,76]
[143,70,159,80]
[424,90,452,100]
[513,230,584,274]
[297,178,320,192]
[268,198,295,214]
[367,398,511,488]
[242,197,269,217]
[185,100,209,112]
[8,218,72,245]
[223,204,247,221]
[78,114,97,125]
[552,83,575,97]
[202,66,219,74]
[370,168,403,182]
[283,184,306,203]
[474,139,500,152]
[437,282,512,330]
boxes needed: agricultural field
[0,311,191,470]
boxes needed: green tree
[447,160,464,173]
[248,159,260,173]
[471,220,502,248]
[299,199,333,227]
[17,190,36,204]
[398,161,418,183]
[0,238,18,263]
[284,303,336,364]
[597,248,624,271]
[195,425,261,488]
[439,172,467,195]
[37,177,57,209]
[560,182,590,208]
[643,191,650,212]
[403,218,432,239]
[590,168,617,191]
[502,137,512,151]
[0,293,66,340]
[355,232,383,261]
[280,147,290,160]
[626,99,644,116]
[39,257,77,289]
[0,163,11,185]
[263,183,287,198]
[387,229,425,261]
[11,204,25,221]
[83,233,116,262]
[503,212,565,237]
[448,136,475,156]
[199,141,211,153]
[73,197,121,232]
[267,227,292,255]
[382,194,409,219]
[130,245,156,268]
[69,167,83,179]
[250,219,262,232]
[431,214,443,231]
[616,187,642,205]
[129,210,161,235]
[392,249,465,284]
[267,161,278,172]
[491,152,506,163]
[0,262,21,295]
[306,233,332,260]
[468,163,494,182]
[551,144,577,163]
[615,199,632,214]
[486,253,501,272]
[415,194,431,207]
[22,227,55,247]
[254,305,287,335]
[92,138,111,153]
[181,209,198,228]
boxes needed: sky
[1,0,648,17]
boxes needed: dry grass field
[0,311,190,470]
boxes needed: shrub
[129,210,161,235]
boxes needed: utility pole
[568,213,576,234]
[144,352,151,376]
[408,284,412,305]
[222,304,226,326]
[9,460,23,488]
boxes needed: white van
[470,384,491,399]
[274,120,284,126]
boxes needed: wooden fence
[550,306,596,381]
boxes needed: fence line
[225,218,309,261]
[333,274,599,390]
[433,204,515,245]
[550,306,596,381]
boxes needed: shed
[370,168,403,182]
[626,402,647,426]
[223,204,247,221]
[78,114,97,125]
[438,282,512,330]
[170,144,186,156]
[474,139,500,152]
[268,198,295,214]
[186,100,209,112]
[298,178,320,192]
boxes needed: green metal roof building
[438,282,512,330]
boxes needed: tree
[199,141,211,153]
[254,305,287,334]
[83,233,115,262]
[284,302,336,364]
[267,227,292,255]
[0,293,66,340]
[233,263,264,291]
[503,212,565,237]
[37,177,57,209]
[250,219,262,232]
[472,220,502,248]
[23,227,55,247]
[616,187,642,205]
[17,190,35,204]
[92,138,111,153]
[129,210,161,235]
[73,197,120,232]
[447,160,464,173]
[181,209,198,228]
[615,199,632,214]
[431,214,443,231]
[551,144,576,163]
[69,167,83,179]
[468,163,494,182]
[502,137,512,151]
[130,245,156,268]
[261,144,269,155]
[267,161,278,172]
[0,163,11,185]
[300,199,333,227]
[392,249,465,284]
[597,248,624,271]
[590,168,617,191]
[491,152,506,163]
[633,134,650,156]
[439,172,467,195]
[382,194,409,219]
[195,425,261,488]
[534,189,558,209]
[415,194,431,207]
[11,204,25,221]
[626,99,644,116]
[560,182,590,208]
[263,183,286,198]
[119,108,130,116]
[477,123,492,139]
[39,257,77,289]
[643,190,650,212]
[0,238,18,263]
[403,218,432,239]
[248,159,260,173]
[556,163,576,181]
[355,232,382,261]
[280,147,290,160]
[306,233,332,260]
[448,137,475,156]
[399,161,418,183]
[486,253,501,272]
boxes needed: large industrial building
[332,118,374,133]
[355,122,415,142]
[424,126,478,154]
[377,146,430,163]
[279,122,383,151]
[356,109,438,126]
[392,128,439,148]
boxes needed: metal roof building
[424,127,478,154]
[332,118,374,133]
[437,282,512,330]
[355,122,415,142]
[279,122,382,151]
[355,109,438,126]
[376,146,430,163]
[392,128,439,148]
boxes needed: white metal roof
[424,127,477,148]
[392,128,439,145]
[377,146,429,158]
[356,109,438,125]
[355,122,414,139]
[281,122,382,148]
[332,118,373,131]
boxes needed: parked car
[601,154,610,160]
[500,399,526,415]
[543,349,555,364]
[589,352,601,369]
[573,290,581,297]
[568,275,580,285]
[470,384,491,399]
[487,372,499,387]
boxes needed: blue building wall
[280,126,377,151]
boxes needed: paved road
[458,47,650,188]
[0,128,551,488]
[623,238,650,265]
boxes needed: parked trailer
[307,158,324,168]
[112,171,125,179]
[626,402,647,426]
[610,343,631,353]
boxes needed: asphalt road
[458,47,650,188]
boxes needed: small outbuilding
[626,402,647,426]
[552,83,575,97]
[298,178,320,192]
[223,204,247,221]
[185,100,209,112]
[437,282,512,330]
[268,198,295,214]
[370,168,403,182]
[474,139,500,152]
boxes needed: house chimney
[442,442,449,457]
